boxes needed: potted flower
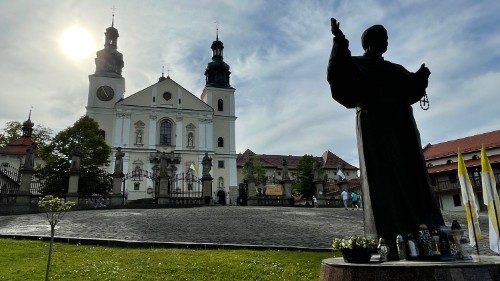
[332,236,377,263]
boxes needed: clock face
[96,86,115,101]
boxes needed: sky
[0,0,499,167]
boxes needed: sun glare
[60,26,94,60]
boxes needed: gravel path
[0,207,496,255]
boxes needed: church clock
[96,86,115,101]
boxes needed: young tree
[37,116,112,195]
[38,195,75,281]
[293,155,316,200]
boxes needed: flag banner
[190,162,198,176]
[481,145,500,254]
[458,148,482,246]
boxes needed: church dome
[205,34,231,88]
[105,26,119,39]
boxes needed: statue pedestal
[201,176,213,205]
[321,256,500,281]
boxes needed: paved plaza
[0,207,495,254]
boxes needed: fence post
[110,147,125,207]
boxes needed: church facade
[85,21,237,202]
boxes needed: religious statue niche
[186,123,196,149]
[327,18,444,259]
[134,120,145,146]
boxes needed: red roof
[236,149,358,170]
[427,154,500,174]
[423,130,500,160]
[0,136,35,155]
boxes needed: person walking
[351,191,359,209]
[341,189,349,210]
[313,196,318,208]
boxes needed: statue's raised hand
[416,63,431,79]
[331,18,345,38]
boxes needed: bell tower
[200,29,237,204]
[86,14,125,145]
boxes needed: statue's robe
[327,35,444,252]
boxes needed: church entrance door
[217,189,226,205]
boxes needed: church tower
[86,16,125,145]
[201,30,237,202]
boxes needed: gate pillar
[110,147,125,206]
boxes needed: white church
[85,20,237,203]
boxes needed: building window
[99,129,106,139]
[160,120,173,145]
[452,193,461,207]
[217,137,224,147]
[472,155,479,160]
[446,160,453,165]
[218,99,223,111]
[134,182,140,191]
[218,160,224,168]
[218,177,224,188]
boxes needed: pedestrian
[313,196,318,208]
[351,191,359,209]
[341,189,349,210]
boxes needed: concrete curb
[0,234,332,252]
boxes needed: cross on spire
[215,20,219,40]
[111,6,117,27]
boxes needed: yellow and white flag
[481,145,500,254]
[189,162,199,176]
[458,148,482,246]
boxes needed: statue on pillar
[69,146,81,173]
[202,152,212,179]
[23,143,37,171]
[281,158,290,181]
[159,152,169,178]
[244,159,254,181]
[113,147,125,176]
[313,159,323,182]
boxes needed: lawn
[0,239,334,281]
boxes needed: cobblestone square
[0,207,494,254]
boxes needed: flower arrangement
[332,236,376,263]
[332,236,377,251]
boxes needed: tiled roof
[423,130,500,160]
[0,136,34,155]
[236,149,358,170]
[427,154,500,174]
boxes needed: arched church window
[160,120,173,146]
[99,129,106,139]
[218,99,223,111]
[217,137,224,147]
[218,177,224,188]
[187,132,194,148]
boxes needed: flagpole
[491,199,500,253]
[466,199,480,256]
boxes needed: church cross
[111,6,117,26]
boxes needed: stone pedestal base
[66,193,79,204]
[321,256,500,281]
[109,194,124,207]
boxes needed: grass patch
[0,238,334,280]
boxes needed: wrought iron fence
[170,172,202,198]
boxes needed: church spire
[22,109,34,137]
[204,28,231,88]
[94,12,124,78]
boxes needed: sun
[59,26,94,60]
